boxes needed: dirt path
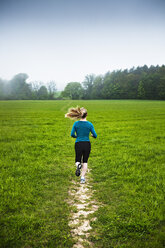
[67,169,99,248]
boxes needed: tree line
[0,73,57,100]
[0,65,165,100]
[62,65,165,100]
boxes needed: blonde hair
[65,106,87,120]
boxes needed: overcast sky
[0,0,165,90]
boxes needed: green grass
[0,100,75,247]
[0,100,165,247]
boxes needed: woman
[65,106,97,184]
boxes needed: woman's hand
[91,134,93,137]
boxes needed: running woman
[65,106,97,184]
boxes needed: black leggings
[75,141,91,163]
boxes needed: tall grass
[0,100,165,247]
[84,100,165,248]
[0,101,75,247]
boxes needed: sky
[0,0,165,90]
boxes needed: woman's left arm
[71,123,77,138]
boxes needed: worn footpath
[67,169,100,248]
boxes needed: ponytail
[65,106,87,120]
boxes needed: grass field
[0,100,165,248]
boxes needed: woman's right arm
[90,124,97,138]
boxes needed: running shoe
[80,178,85,184]
[75,163,81,177]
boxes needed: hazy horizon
[0,0,165,90]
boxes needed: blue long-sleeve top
[71,121,97,142]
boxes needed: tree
[29,81,43,99]
[102,71,122,99]
[46,81,56,99]
[62,82,83,99]
[38,86,48,99]
[137,81,145,99]
[91,76,104,99]
[9,73,32,99]
[82,74,95,99]
[0,65,165,100]
[0,79,5,99]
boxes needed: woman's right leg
[81,163,87,177]
[81,142,91,181]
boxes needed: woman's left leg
[75,142,83,166]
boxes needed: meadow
[0,100,165,248]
